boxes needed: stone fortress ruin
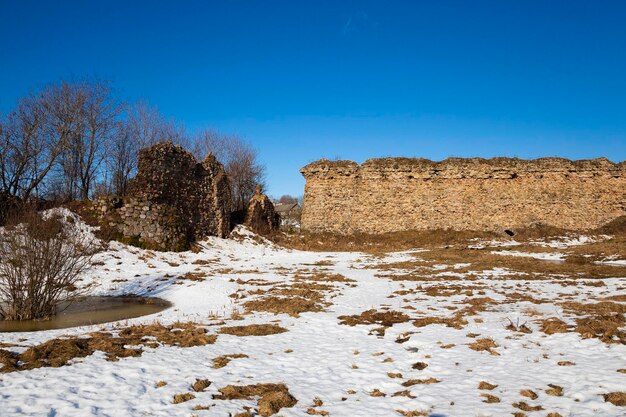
[300,157,626,235]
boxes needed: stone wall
[93,142,230,251]
[300,157,626,234]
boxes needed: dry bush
[218,323,287,337]
[213,383,297,417]
[0,211,96,320]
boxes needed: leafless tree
[279,195,298,204]
[0,211,94,320]
[193,130,265,212]
[110,101,186,196]
[0,93,64,201]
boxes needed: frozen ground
[0,211,625,417]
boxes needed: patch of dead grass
[467,338,500,355]
[212,353,248,368]
[0,322,215,373]
[604,392,626,406]
[213,383,297,416]
[218,324,288,337]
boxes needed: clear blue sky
[1,1,625,197]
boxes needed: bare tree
[110,101,187,196]
[279,195,298,204]
[193,130,265,212]
[0,93,64,201]
[0,211,94,320]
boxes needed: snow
[0,217,625,416]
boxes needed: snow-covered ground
[0,211,625,417]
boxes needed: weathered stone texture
[93,142,230,250]
[300,157,626,234]
[244,186,280,235]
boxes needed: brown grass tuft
[339,309,410,327]
[539,318,570,335]
[218,324,287,337]
[213,383,297,416]
[478,381,498,390]
[604,392,626,406]
[520,389,538,400]
[480,393,500,403]
[545,384,563,396]
[172,392,195,404]
[467,338,500,355]
[192,379,212,392]
[212,353,249,368]
[513,401,544,411]
[402,378,440,386]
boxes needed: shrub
[0,211,95,320]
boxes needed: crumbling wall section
[300,157,626,234]
[92,142,230,251]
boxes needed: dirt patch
[0,322,215,373]
[213,383,297,416]
[219,324,288,337]
[212,353,249,368]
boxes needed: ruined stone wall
[92,142,230,251]
[300,157,626,234]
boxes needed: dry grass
[513,401,544,411]
[545,384,563,396]
[604,392,626,406]
[481,393,501,403]
[218,323,288,337]
[213,383,297,416]
[338,310,410,327]
[212,353,248,368]
[396,410,429,417]
[467,338,500,356]
[412,362,428,370]
[402,378,440,386]
[520,389,538,400]
[0,322,215,373]
[478,381,498,390]
[192,379,211,392]
[172,393,195,404]
[244,295,324,317]
[539,318,570,335]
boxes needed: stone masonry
[300,157,626,234]
[93,142,230,251]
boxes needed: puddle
[0,296,171,332]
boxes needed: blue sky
[1,1,625,196]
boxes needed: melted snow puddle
[0,296,171,332]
